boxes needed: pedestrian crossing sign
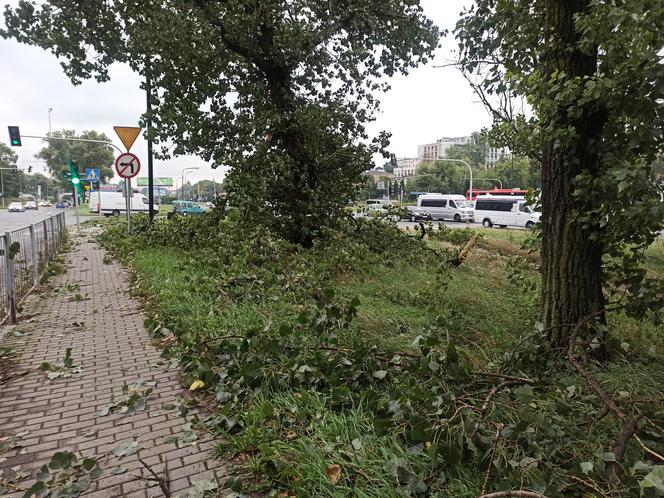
[85,168,100,182]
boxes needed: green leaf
[82,458,97,471]
[640,466,664,496]
[601,452,616,462]
[49,451,76,470]
[580,461,593,475]
[239,362,261,379]
[372,370,387,379]
[513,384,534,402]
[113,441,139,457]
[22,480,48,498]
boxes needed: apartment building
[486,146,512,167]
[417,136,472,161]
[394,158,420,178]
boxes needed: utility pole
[145,58,155,223]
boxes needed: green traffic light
[11,139,20,146]
[72,177,80,185]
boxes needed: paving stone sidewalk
[0,231,225,497]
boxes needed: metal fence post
[42,219,49,262]
[29,224,39,288]
[4,232,16,324]
[51,216,57,255]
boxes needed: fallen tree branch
[471,381,520,439]
[480,423,504,495]
[567,321,642,496]
[558,474,609,497]
[450,234,478,267]
[478,491,550,498]
[471,371,536,384]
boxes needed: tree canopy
[35,130,115,187]
[2,0,439,244]
[456,0,664,345]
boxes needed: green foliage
[22,451,102,498]
[3,1,439,245]
[455,0,664,339]
[39,348,82,380]
[98,380,156,417]
[97,214,664,496]
[35,130,115,187]
[492,156,541,190]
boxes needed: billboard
[136,177,174,187]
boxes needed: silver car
[8,202,25,212]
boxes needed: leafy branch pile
[98,213,664,497]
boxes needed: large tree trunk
[541,0,606,348]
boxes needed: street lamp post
[180,167,199,200]
[439,158,473,200]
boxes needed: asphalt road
[0,207,91,233]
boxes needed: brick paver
[0,231,225,497]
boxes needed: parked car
[39,201,52,207]
[416,194,474,222]
[25,200,38,210]
[403,205,432,222]
[8,202,25,212]
[55,201,65,209]
[474,196,541,229]
[168,200,208,218]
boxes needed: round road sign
[114,152,141,179]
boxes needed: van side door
[420,198,446,220]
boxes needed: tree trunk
[541,0,606,348]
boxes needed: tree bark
[541,0,606,348]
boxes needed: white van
[417,194,474,222]
[474,196,541,229]
[89,191,158,217]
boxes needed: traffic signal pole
[73,183,80,231]
[19,134,124,154]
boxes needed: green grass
[99,216,664,497]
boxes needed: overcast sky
[0,0,489,187]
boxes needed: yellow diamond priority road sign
[113,126,142,151]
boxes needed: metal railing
[1,212,67,324]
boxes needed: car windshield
[457,200,472,208]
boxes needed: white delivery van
[89,191,158,217]
[473,196,541,229]
[417,194,474,222]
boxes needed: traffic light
[12,164,17,173]
[27,166,32,173]
[390,153,397,167]
[8,126,21,146]
[69,160,81,185]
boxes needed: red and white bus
[466,188,528,201]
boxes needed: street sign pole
[145,59,155,224]
[125,179,132,232]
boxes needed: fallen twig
[480,423,503,495]
[471,381,521,439]
[567,321,642,496]
[471,371,536,384]
[559,473,609,497]
[634,434,664,463]
[478,491,550,498]
[138,457,170,498]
